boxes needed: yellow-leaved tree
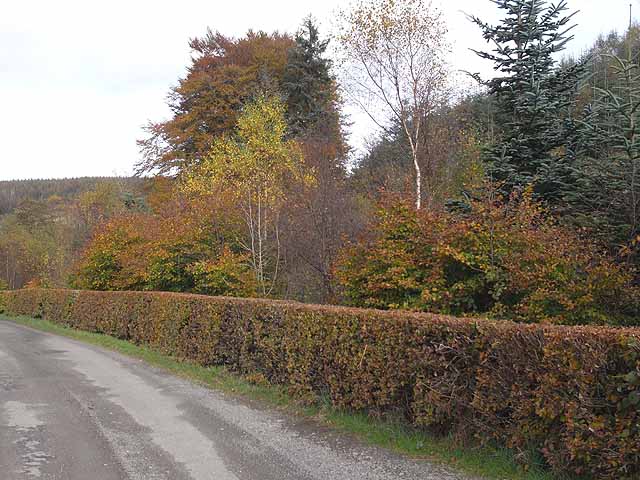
[183,95,310,296]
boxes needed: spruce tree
[568,56,640,260]
[469,0,584,200]
[282,17,340,142]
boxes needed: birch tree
[182,96,309,295]
[336,0,450,209]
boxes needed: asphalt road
[0,320,471,480]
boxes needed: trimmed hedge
[1,288,638,478]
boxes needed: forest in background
[0,177,143,215]
[0,177,145,289]
[2,0,640,326]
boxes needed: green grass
[2,314,569,480]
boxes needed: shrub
[1,288,638,478]
[188,246,256,297]
[72,218,143,291]
[335,192,640,326]
[72,196,255,297]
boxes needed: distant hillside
[0,177,145,215]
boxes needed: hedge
[1,288,638,478]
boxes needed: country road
[0,320,471,480]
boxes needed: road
[0,320,470,480]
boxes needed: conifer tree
[568,56,640,261]
[469,0,584,200]
[282,17,341,145]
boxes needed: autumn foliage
[182,95,309,295]
[137,31,295,176]
[1,287,638,479]
[335,190,640,326]
[3,9,640,479]
[72,192,255,297]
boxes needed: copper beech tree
[136,30,294,176]
[336,0,450,209]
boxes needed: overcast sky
[1,0,637,180]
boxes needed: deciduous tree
[336,0,450,209]
[335,188,640,325]
[183,96,309,295]
[137,30,294,176]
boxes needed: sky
[0,0,637,181]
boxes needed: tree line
[0,177,142,215]
[0,178,145,289]
[3,0,640,325]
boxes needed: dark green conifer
[568,56,640,260]
[282,17,341,142]
[469,0,584,200]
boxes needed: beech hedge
[1,288,638,478]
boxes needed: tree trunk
[412,149,422,210]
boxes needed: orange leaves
[72,190,253,297]
[188,246,256,297]
[137,31,295,176]
[335,189,640,326]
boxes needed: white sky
[0,0,637,180]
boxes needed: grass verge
[2,314,568,480]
